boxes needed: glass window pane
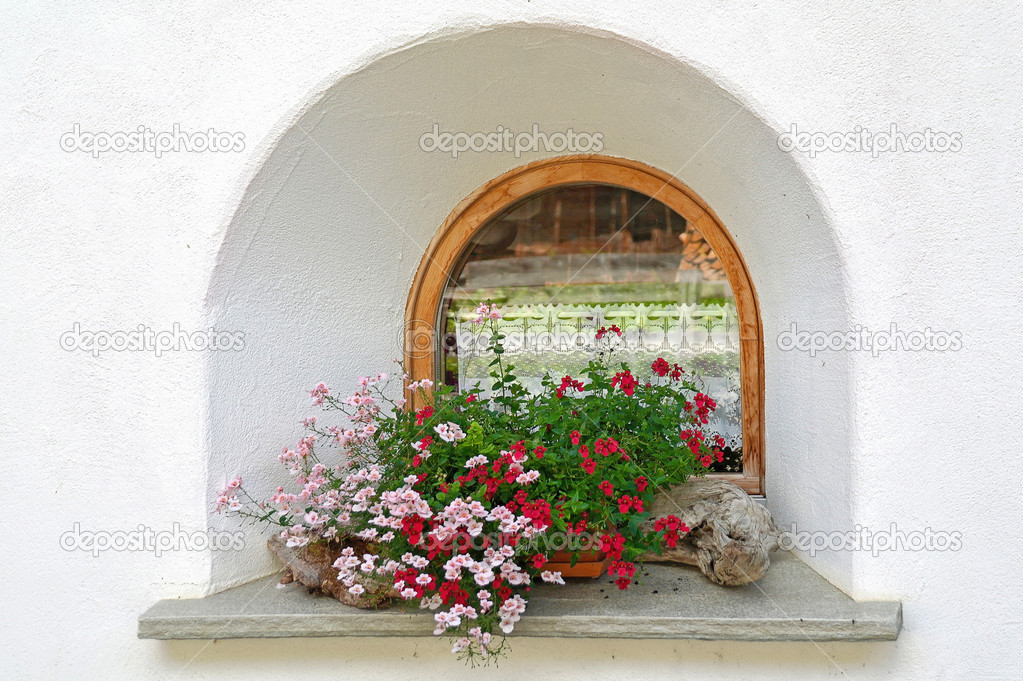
[439,184,743,473]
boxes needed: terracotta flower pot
[545,548,612,579]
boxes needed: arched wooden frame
[405,155,765,496]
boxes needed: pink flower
[309,382,330,405]
[471,302,502,324]
[540,570,565,585]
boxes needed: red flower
[651,357,670,377]
[611,370,638,396]
[415,407,433,425]
[655,515,690,548]
[533,445,546,459]
[465,394,477,403]
[581,458,597,474]
[635,476,648,492]
[520,499,553,529]
[531,554,547,569]
[401,514,427,545]
[600,533,626,560]
[654,515,689,533]
[567,519,589,535]
[688,392,717,425]
[570,430,581,445]
[439,580,469,605]
[578,445,590,458]
[594,437,618,457]
[618,495,633,514]
[559,376,585,394]
[599,480,614,496]
[608,560,637,589]
[609,560,636,578]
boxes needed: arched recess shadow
[204,22,855,594]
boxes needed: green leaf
[626,513,650,535]
[464,422,484,448]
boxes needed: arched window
[406,156,764,495]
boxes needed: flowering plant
[217,302,723,664]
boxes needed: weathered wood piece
[267,536,393,608]
[641,478,780,586]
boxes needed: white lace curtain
[451,302,743,449]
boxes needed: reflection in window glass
[439,184,742,472]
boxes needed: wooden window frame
[405,155,765,495]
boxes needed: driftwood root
[641,478,780,586]
[267,535,393,608]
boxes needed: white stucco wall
[3,3,1020,680]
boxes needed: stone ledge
[138,551,901,641]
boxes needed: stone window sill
[138,552,901,641]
